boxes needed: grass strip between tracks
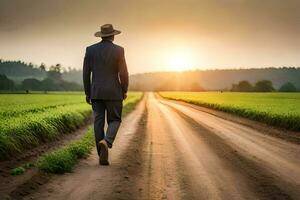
[37,128,94,173]
[36,92,143,173]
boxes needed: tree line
[231,80,298,92]
[1,59,300,92]
[129,68,300,91]
[0,59,83,84]
[0,59,46,78]
[0,63,82,91]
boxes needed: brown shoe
[99,140,109,165]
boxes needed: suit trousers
[91,99,122,155]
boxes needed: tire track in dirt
[140,93,198,200]
[159,97,300,199]
[97,95,149,200]
[102,93,200,199]
[162,103,294,199]
[151,95,254,200]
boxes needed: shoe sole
[99,141,109,165]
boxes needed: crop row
[0,103,91,160]
[0,94,85,118]
[159,92,300,131]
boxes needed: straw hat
[94,24,121,37]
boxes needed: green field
[0,92,143,160]
[159,92,300,131]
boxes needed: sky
[0,0,300,74]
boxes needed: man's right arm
[83,47,91,104]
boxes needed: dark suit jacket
[83,40,128,100]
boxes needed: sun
[165,48,196,71]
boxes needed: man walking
[83,24,128,165]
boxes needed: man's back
[83,24,128,165]
[83,40,128,100]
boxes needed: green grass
[10,162,35,176]
[121,92,144,116]
[37,129,95,173]
[0,93,91,160]
[37,92,143,173]
[10,166,26,176]
[159,92,300,131]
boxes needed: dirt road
[25,93,300,200]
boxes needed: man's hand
[86,96,92,105]
[123,93,127,100]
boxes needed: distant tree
[254,80,275,92]
[279,82,297,92]
[231,81,253,92]
[0,74,15,90]
[238,81,253,92]
[39,63,46,71]
[22,78,42,90]
[47,64,62,81]
[28,62,34,68]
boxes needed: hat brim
[94,30,121,37]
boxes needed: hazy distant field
[0,92,142,160]
[159,92,300,131]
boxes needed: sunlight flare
[164,47,197,71]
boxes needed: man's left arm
[118,48,129,99]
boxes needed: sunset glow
[0,0,300,73]
[164,48,197,71]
